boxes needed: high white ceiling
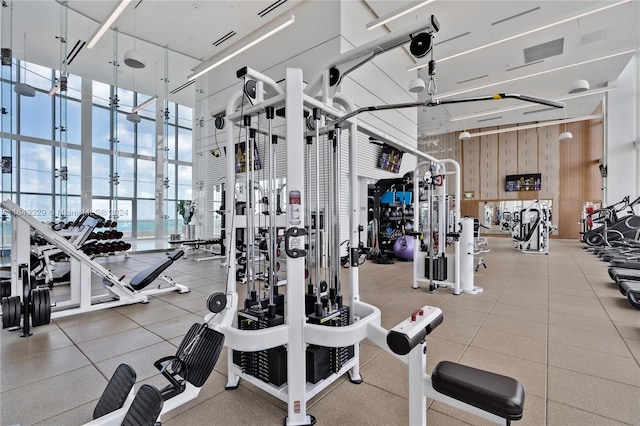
[4,0,639,134]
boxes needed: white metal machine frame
[1,199,189,319]
[200,14,537,423]
[411,160,483,295]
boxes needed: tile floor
[1,238,639,425]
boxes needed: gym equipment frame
[193,15,559,425]
[1,200,189,319]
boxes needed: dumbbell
[104,220,112,228]
[123,243,132,251]
[114,231,124,239]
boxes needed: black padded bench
[129,249,184,291]
[432,361,525,423]
[618,281,640,309]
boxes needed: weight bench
[127,249,185,291]
[387,306,525,425]
[87,293,227,425]
[617,281,640,309]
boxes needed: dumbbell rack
[83,221,131,257]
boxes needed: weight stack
[425,255,447,281]
[233,308,287,386]
[307,306,354,379]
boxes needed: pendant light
[559,110,572,140]
[123,5,145,69]
[14,33,36,97]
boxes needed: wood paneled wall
[432,114,603,239]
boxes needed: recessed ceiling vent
[580,29,608,45]
[523,107,557,115]
[524,38,564,63]
[435,32,470,47]
[213,31,236,47]
[258,0,288,18]
[492,7,540,25]
[477,116,503,123]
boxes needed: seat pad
[431,361,524,421]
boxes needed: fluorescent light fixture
[451,87,616,122]
[438,49,635,100]
[188,14,295,81]
[132,95,158,113]
[48,81,61,96]
[366,0,436,31]
[409,0,631,71]
[86,0,132,49]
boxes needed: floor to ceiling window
[1,58,192,246]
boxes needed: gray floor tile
[77,327,164,362]
[548,324,633,358]
[0,366,106,425]
[547,366,640,424]
[547,401,630,426]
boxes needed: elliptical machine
[583,196,640,246]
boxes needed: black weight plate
[0,280,10,299]
[206,292,227,313]
[31,288,42,327]
[31,288,51,327]
[2,296,22,328]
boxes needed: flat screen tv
[505,173,541,192]
[233,142,262,173]
[378,145,403,174]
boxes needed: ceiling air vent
[258,0,288,18]
[524,38,563,64]
[477,116,503,123]
[213,31,236,47]
[435,32,470,47]
[506,60,543,72]
[492,7,540,25]
[580,29,607,45]
[523,107,557,115]
[457,74,488,85]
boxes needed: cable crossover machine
[86,14,563,426]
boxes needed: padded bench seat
[431,361,524,421]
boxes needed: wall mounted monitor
[505,173,541,192]
[378,144,403,174]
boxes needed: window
[92,106,111,150]
[3,58,193,242]
[137,159,155,198]
[137,118,155,157]
[58,98,82,145]
[92,153,111,196]
[20,142,52,193]
[19,91,52,140]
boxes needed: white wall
[605,52,639,208]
